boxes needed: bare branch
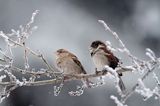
[121,61,157,102]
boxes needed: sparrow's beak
[89,47,93,52]
[89,47,96,56]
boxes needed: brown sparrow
[55,49,90,87]
[89,40,126,93]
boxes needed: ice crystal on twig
[68,85,84,96]
[0,75,7,103]
[135,79,155,101]
[54,83,64,96]
[110,95,128,106]
[105,66,123,96]
[99,20,160,105]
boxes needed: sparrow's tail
[118,74,126,94]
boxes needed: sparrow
[89,40,126,93]
[55,49,91,87]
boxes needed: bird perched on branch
[55,49,91,87]
[89,40,126,93]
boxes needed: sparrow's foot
[95,68,101,75]
[102,69,108,75]
[118,73,123,76]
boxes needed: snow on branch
[111,95,128,106]
[135,79,160,101]
[0,11,160,106]
[98,20,160,105]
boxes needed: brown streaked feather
[100,47,119,69]
[72,56,87,74]
[56,58,63,68]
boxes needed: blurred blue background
[0,0,160,106]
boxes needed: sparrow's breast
[92,53,110,70]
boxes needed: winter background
[0,0,160,106]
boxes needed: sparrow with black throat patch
[89,40,126,93]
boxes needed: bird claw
[102,69,108,75]
[95,68,100,75]
[95,70,100,75]
[118,73,123,76]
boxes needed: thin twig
[98,20,143,63]
[7,38,55,72]
[0,58,6,62]
[121,62,157,102]
[0,50,12,61]
[23,42,29,70]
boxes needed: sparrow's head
[90,40,106,48]
[89,40,106,54]
[55,49,75,58]
[55,49,69,57]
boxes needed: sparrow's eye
[58,51,62,53]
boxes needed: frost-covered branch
[99,20,160,105]
[111,95,128,106]
[0,11,160,106]
[0,67,128,86]
[0,10,60,102]
[98,20,142,63]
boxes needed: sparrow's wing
[104,51,119,69]
[109,56,119,69]
[56,58,62,68]
[72,56,87,74]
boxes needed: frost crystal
[110,95,128,106]
[0,75,6,82]
[153,72,160,87]
[0,86,6,103]
[105,41,116,52]
[135,79,155,101]
[68,85,84,96]
[146,48,156,60]
[105,66,122,95]
[0,75,7,103]
[0,31,9,42]
[87,77,105,88]
[54,83,64,96]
